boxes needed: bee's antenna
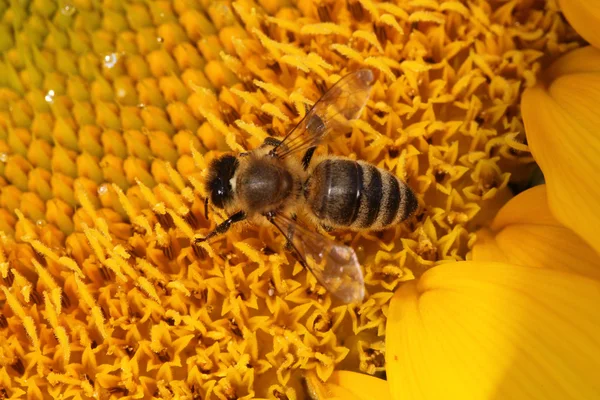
[204,197,209,219]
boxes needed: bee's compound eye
[211,178,227,208]
[208,155,238,209]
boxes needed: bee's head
[206,154,239,209]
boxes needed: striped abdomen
[305,159,418,231]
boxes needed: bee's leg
[195,211,246,243]
[320,223,333,232]
[301,147,317,170]
[283,213,298,251]
[264,211,308,269]
[264,211,293,248]
[261,137,283,147]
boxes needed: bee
[197,69,418,303]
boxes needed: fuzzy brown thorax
[231,147,305,216]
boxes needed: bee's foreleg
[195,210,246,243]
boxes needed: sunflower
[0,0,598,399]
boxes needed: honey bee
[197,69,418,303]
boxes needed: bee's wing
[270,213,365,303]
[273,69,375,160]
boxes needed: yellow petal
[542,46,600,80]
[386,262,600,400]
[489,185,558,230]
[521,46,600,255]
[473,185,600,280]
[557,0,600,50]
[306,370,392,400]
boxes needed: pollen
[0,0,583,398]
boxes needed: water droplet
[36,220,46,227]
[268,287,275,297]
[103,53,118,69]
[98,185,109,195]
[60,1,76,16]
[157,36,164,43]
[0,153,8,162]
[44,89,55,103]
[137,103,146,109]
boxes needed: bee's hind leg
[195,211,246,243]
[301,147,317,170]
